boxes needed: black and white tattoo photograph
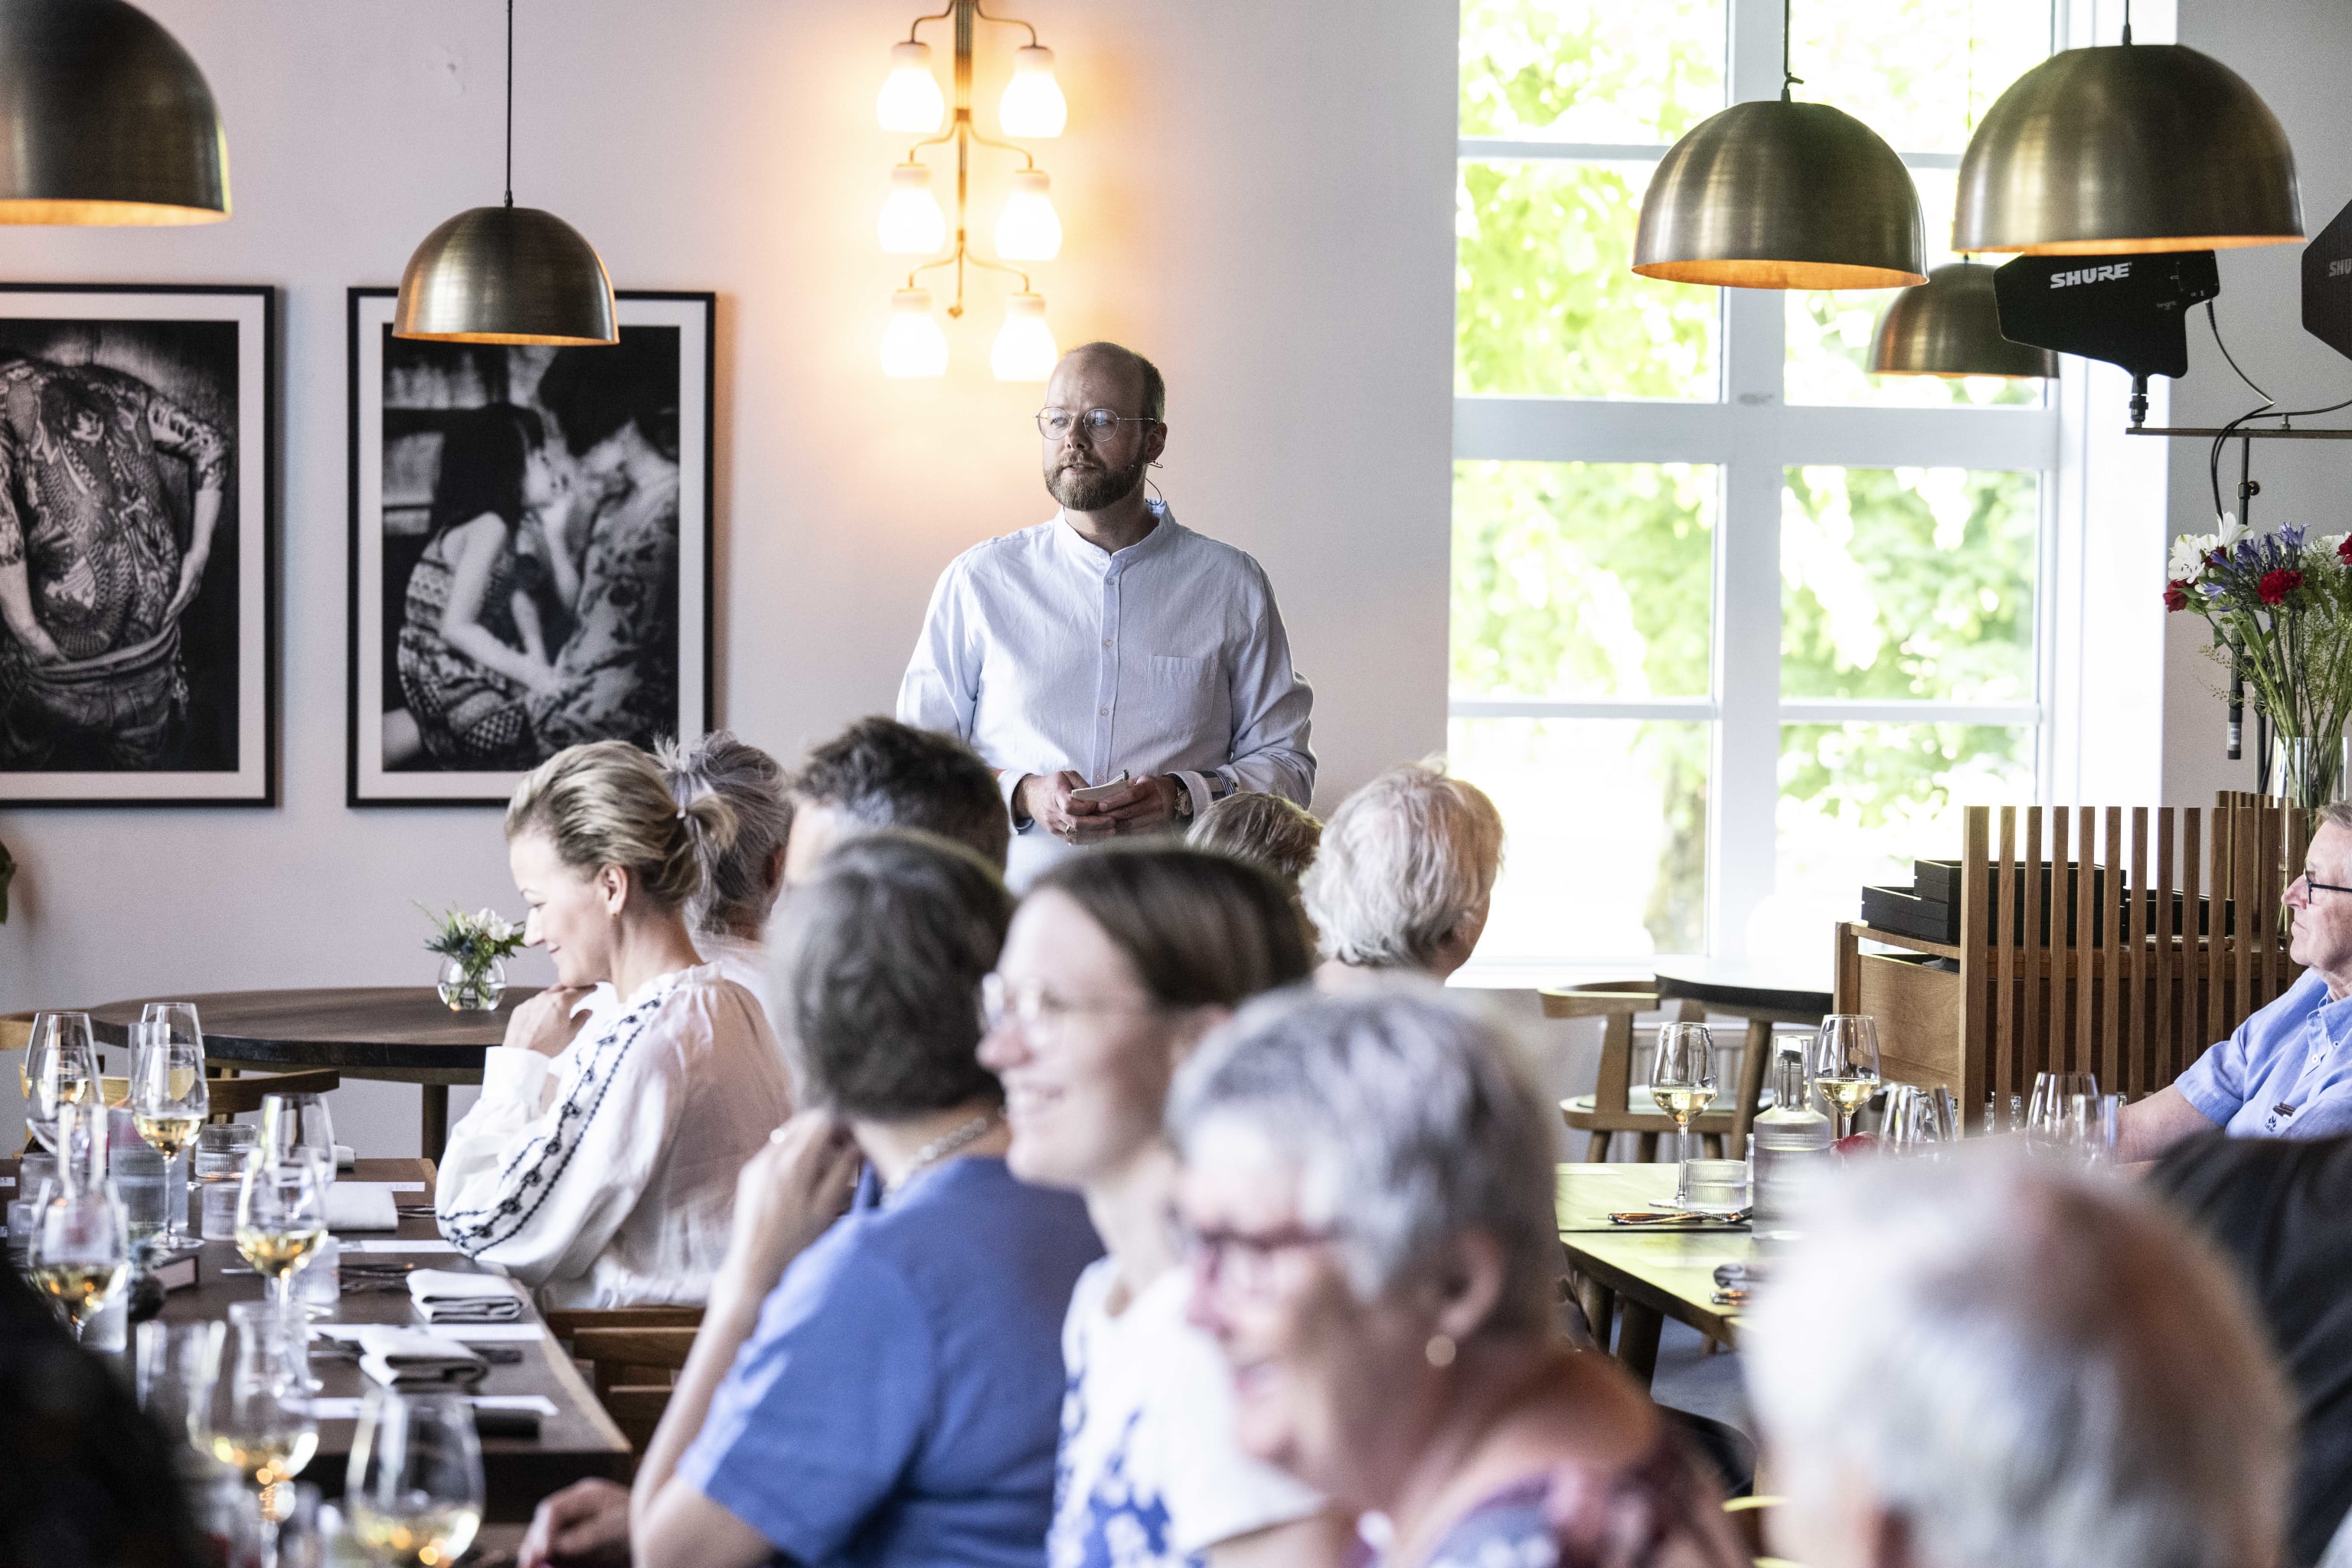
[0,286,275,805]
[346,289,714,805]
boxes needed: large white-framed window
[1452,0,2098,975]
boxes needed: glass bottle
[1752,1048,1831,1236]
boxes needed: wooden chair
[546,1308,704,1455]
[1834,799,2307,1112]
[1545,982,1764,1161]
[84,1067,343,1117]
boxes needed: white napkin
[323,1185,399,1232]
[407,1269,528,1323]
[338,1325,489,1389]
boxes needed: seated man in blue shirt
[626,831,1102,1568]
[2120,804,2352,1160]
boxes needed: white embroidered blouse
[434,963,793,1309]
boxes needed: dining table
[1556,1164,1756,1386]
[8,1156,631,1523]
[81,988,542,1163]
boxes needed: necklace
[884,1111,999,1202]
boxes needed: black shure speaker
[1992,251,2221,379]
[2304,196,2352,364]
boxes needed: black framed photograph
[0,284,275,805]
[346,288,714,805]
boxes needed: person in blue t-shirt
[628,829,1102,1568]
[2122,806,2352,1159]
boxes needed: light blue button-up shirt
[2176,969,2352,1138]
[896,504,1315,885]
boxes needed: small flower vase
[436,956,506,1012]
[2272,734,2351,812]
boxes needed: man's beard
[1046,450,1149,512]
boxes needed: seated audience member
[2153,1132,2352,1566]
[1171,988,1742,1568]
[2122,802,2352,1158]
[1747,1151,2292,1568]
[1186,789,1322,886]
[0,1266,205,1567]
[656,730,794,1015]
[436,741,793,1307]
[1298,763,1503,988]
[630,832,1101,1568]
[978,846,1349,1568]
[782,714,1011,884]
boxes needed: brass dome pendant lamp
[1633,0,1923,289]
[1870,260,2057,377]
[1952,4,2300,255]
[0,0,228,224]
[394,0,616,345]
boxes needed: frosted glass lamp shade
[998,46,1067,139]
[995,168,1062,261]
[877,41,944,134]
[881,289,949,378]
[878,162,946,255]
[991,292,1058,381]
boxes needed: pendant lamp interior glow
[394,0,616,346]
[1952,15,2300,255]
[0,0,230,225]
[875,2,1069,379]
[1632,0,1922,290]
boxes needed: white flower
[2218,511,2247,548]
[2170,532,2217,580]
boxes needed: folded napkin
[323,1185,400,1233]
[407,1268,527,1324]
[345,1326,489,1389]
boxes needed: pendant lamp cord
[2121,0,2132,44]
[503,0,515,207]
[1780,0,1801,100]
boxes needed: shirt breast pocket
[1149,654,1214,687]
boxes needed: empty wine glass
[347,1390,485,1568]
[262,1092,336,1185]
[1650,1022,1718,1169]
[22,1011,100,1155]
[131,1019,207,1247]
[2025,1071,2100,1145]
[1883,1083,1960,1156]
[1808,1014,1883,1141]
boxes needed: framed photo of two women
[346,288,715,806]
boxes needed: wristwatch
[1170,775,1194,821]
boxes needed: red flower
[2164,580,2190,611]
[2340,536,2352,564]
[2261,568,2305,605]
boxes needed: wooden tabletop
[81,989,541,1077]
[1555,1165,1756,1366]
[1652,962,1833,1019]
[15,1157,630,1521]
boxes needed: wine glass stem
[1674,1122,1691,1167]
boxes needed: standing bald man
[897,342,1315,885]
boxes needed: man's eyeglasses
[981,972,1161,1037]
[1035,407,1158,441]
[2298,867,2352,897]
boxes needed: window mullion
[1713,285,1786,961]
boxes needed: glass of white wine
[28,1103,130,1341]
[348,1390,485,1568]
[22,1010,100,1155]
[1809,1014,1883,1141]
[204,1302,319,1544]
[131,1018,208,1247]
[237,1147,328,1366]
[1651,1022,1718,1169]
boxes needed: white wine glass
[131,1019,207,1247]
[22,1010,100,1155]
[348,1390,485,1568]
[237,1148,328,1361]
[1651,1022,1718,1169]
[1809,1014,1883,1142]
[204,1302,318,1544]
[28,1106,130,1343]
[262,1092,337,1185]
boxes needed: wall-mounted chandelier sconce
[874,2,1067,380]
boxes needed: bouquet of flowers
[2166,519,2352,805]
[421,905,526,1011]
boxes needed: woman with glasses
[629,831,1100,1568]
[1171,988,1744,1568]
[977,845,1349,1568]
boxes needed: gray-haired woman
[1299,764,1502,988]
[657,730,794,1017]
[1171,988,1743,1568]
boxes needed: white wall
[0,0,1459,1152]
[2164,0,2352,803]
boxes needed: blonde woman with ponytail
[435,741,795,1308]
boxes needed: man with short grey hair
[2122,799,2352,1158]
[896,341,1315,887]
[1746,1152,2292,1568]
